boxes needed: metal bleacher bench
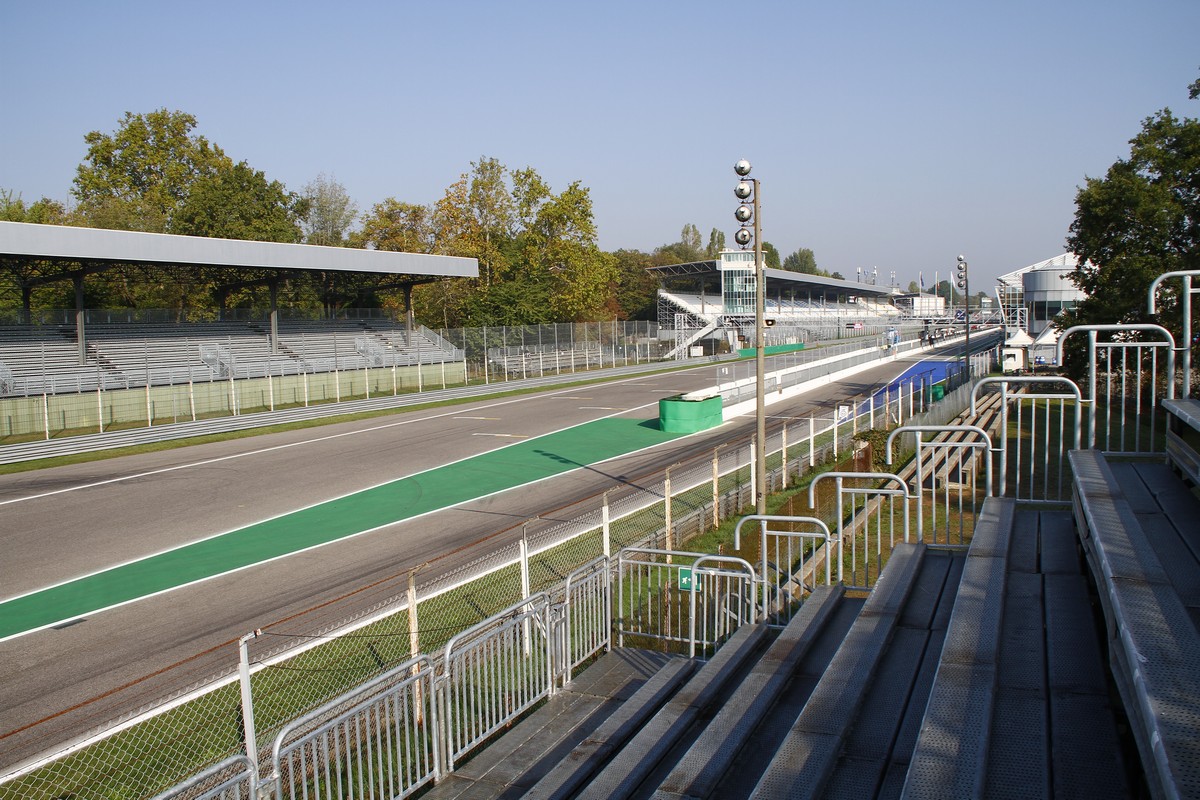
[1164,397,1200,486]
[1068,444,1200,800]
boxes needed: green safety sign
[678,568,693,591]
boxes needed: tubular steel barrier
[1056,324,1176,453]
[558,557,612,684]
[437,594,554,773]
[808,472,914,590]
[270,656,438,800]
[733,515,832,625]
[148,756,256,800]
[886,424,993,544]
[687,555,757,658]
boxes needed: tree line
[0,109,826,328]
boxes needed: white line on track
[579,407,626,411]
[0,377,670,508]
[471,433,527,439]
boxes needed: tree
[782,247,819,274]
[610,249,659,320]
[1065,77,1200,335]
[72,109,231,232]
[515,177,616,321]
[679,223,703,261]
[301,173,358,247]
[467,157,515,285]
[705,228,726,258]
[1,190,68,224]
[762,241,781,270]
[830,271,845,280]
[173,162,306,242]
[355,198,435,253]
[907,280,921,294]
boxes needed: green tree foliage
[301,173,358,247]
[907,280,921,294]
[468,157,516,285]
[1,189,69,224]
[610,249,660,320]
[782,247,823,275]
[356,198,435,253]
[705,228,726,258]
[654,223,706,263]
[72,109,232,232]
[1065,78,1199,331]
[762,241,781,270]
[173,162,306,242]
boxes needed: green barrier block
[659,393,723,434]
[930,383,945,402]
[736,343,806,358]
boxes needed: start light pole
[956,254,971,385]
[734,160,767,515]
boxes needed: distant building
[995,254,1085,336]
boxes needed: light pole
[956,254,970,383]
[734,160,766,515]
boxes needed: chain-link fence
[0,320,667,441]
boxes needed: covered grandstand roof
[0,221,478,278]
[646,258,898,300]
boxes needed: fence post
[145,383,152,427]
[712,448,720,528]
[602,492,611,557]
[43,392,50,440]
[809,414,815,467]
[238,632,260,778]
[408,570,423,724]
[520,525,532,656]
[781,423,789,489]
[664,467,673,553]
[749,438,757,510]
[97,387,104,434]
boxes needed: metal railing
[438,595,554,773]
[269,656,438,800]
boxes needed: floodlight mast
[734,159,766,515]
[957,255,971,383]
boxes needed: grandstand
[0,220,478,397]
[0,318,462,396]
[650,254,913,357]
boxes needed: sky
[2,0,1198,289]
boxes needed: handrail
[688,554,756,657]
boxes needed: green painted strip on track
[1,417,681,639]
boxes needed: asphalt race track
[0,347,967,770]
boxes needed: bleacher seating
[1070,446,1200,800]
[420,493,1149,799]
[0,319,459,396]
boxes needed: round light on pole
[735,204,753,223]
[735,181,753,200]
[734,228,753,246]
[734,159,752,177]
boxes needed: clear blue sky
[2,0,1197,288]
